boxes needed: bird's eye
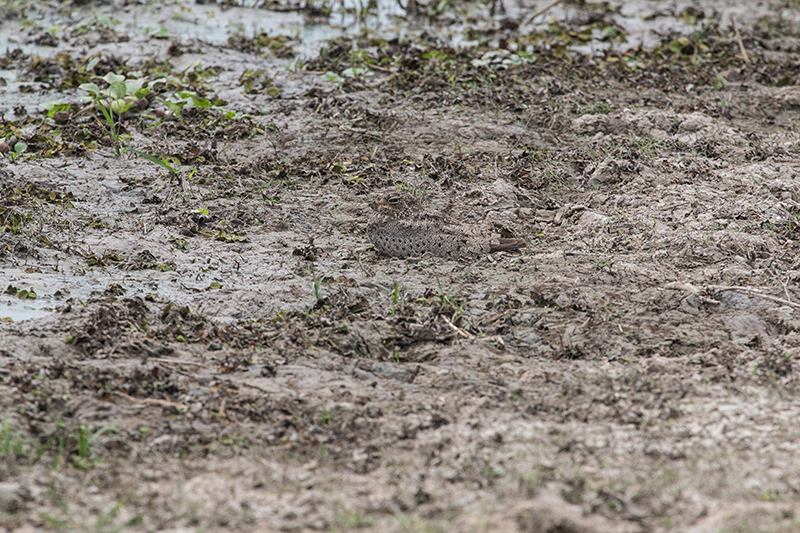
[388,197,400,204]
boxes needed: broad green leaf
[321,71,344,84]
[110,99,132,114]
[40,99,64,111]
[342,67,367,78]
[192,97,212,109]
[46,103,70,118]
[108,81,127,99]
[103,72,125,84]
[79,82,100,96]
[125,78,146,95]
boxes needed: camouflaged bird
[366,192,526,259]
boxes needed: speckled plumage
[366,192,526,259]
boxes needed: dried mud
[3,0,800,531]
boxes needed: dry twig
[707,284,800,309]
[114,391,188,409]
[148,357,205,366]
[441,314,474,339]
[523,0,564,26]
[731,18,750,65]
[666,282,800,309]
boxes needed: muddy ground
[2,0,800,531]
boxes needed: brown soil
[3,0,800,531]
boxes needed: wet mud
[3,0,800,531]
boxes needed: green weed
[1,420,29,456]
[130,149,196,191]
[313,273,326,302]
[73,424,118,469]
[79,71,147,156]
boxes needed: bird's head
[368,192,419,218]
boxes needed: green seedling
[1,421,28,456]
[321,71,345,85]
[435,280,463,321]
[375,281,404,314]
[40,99,71,119]
[131,149,195,191]
[329,161,347,174]
[341,67,368,79]
[320,409,332,424]
[159,90,213,116]
[286,56,307,72]
[320,66,369,87]
[79,72,147,156]
[313,274,326,301]
[73,423,118,468]
[3,139,27,161]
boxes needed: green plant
[435,281,463,321]
[320,409,332,424]
[40,98,71,119]
[390,282,400,308]
[1,421,28,456]
[333,508,374,529]
[130,149,196,191]
[79,72,146,156]
[374,282,404,314]
[4,139,27,160]
[49,420,66,468]
[159,90,213,116]
[313,273,326,301]
[239,68,273,94]
[320,66,368,87]
[74,423,118,468]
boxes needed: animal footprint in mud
[366,192,526,259]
